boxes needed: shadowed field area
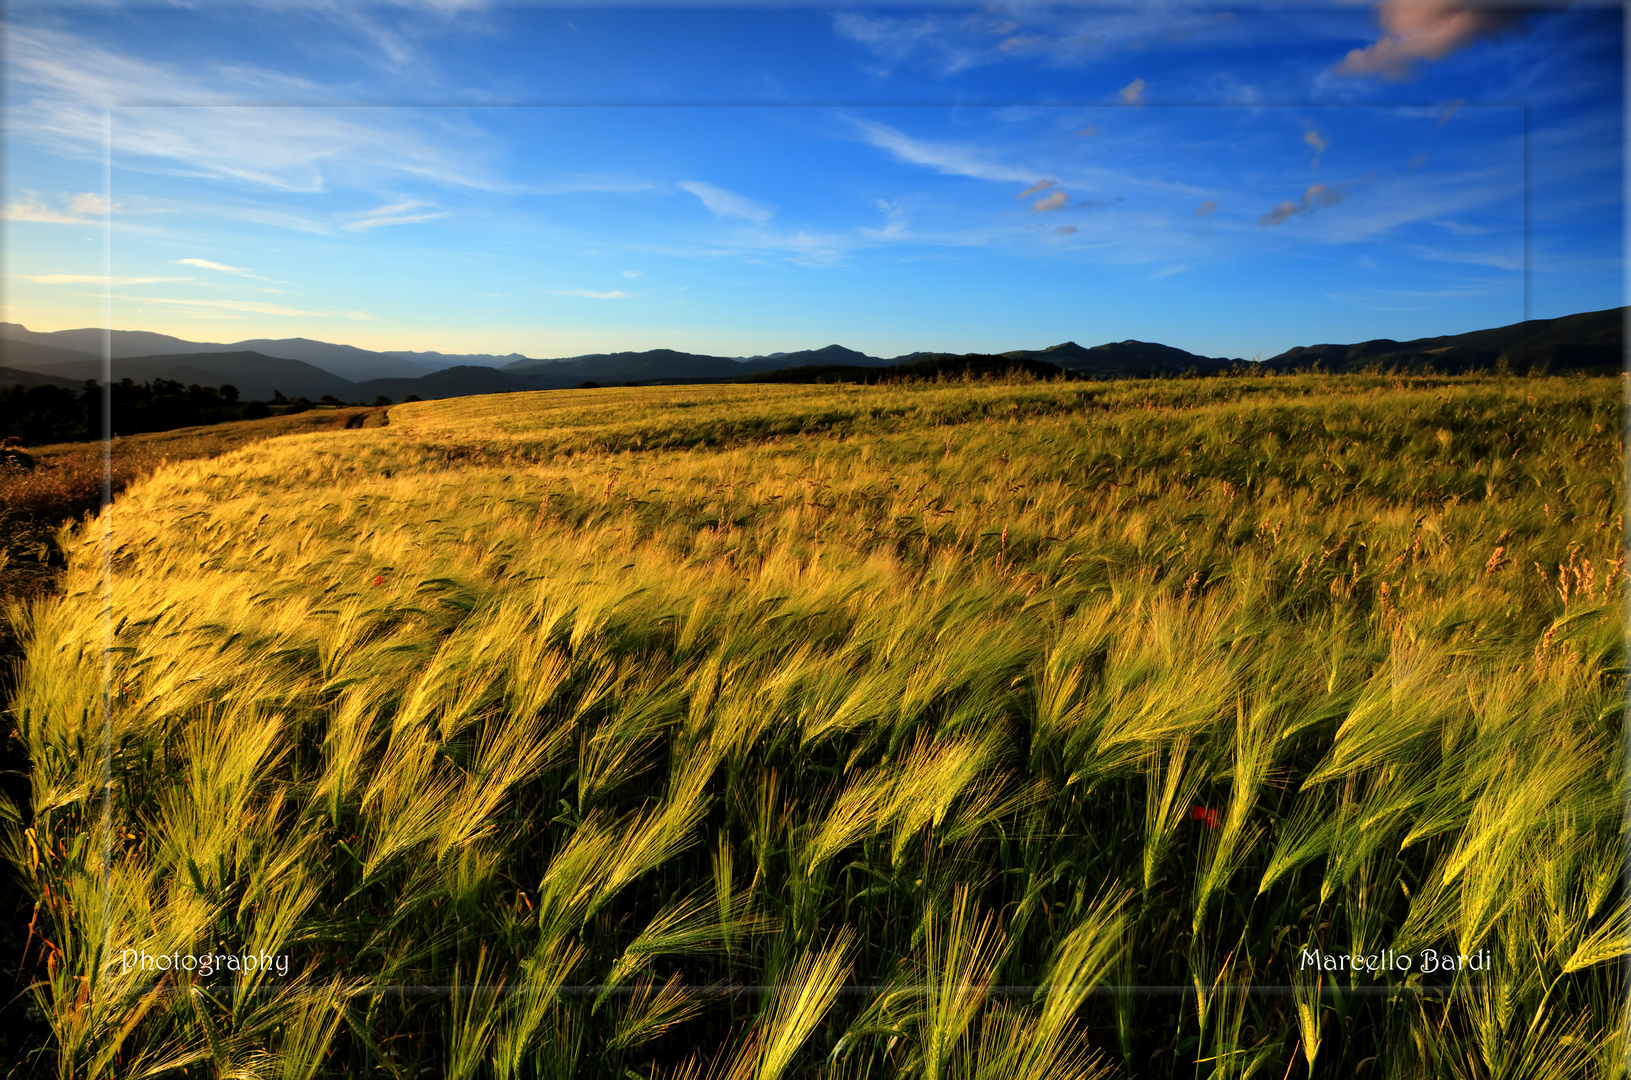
[3,374,1624,1079]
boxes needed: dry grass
[2,375,1624,1079]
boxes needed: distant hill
[0,338,101,371]
[738,353,1075,385]
[12,351,357,401]
[0,307,1619,405]
[1,323,212,360]
[351,366,542,401]
[502,343,895,387]
[1261,307,1623,374]
[224,339,430,382]
[1003,340,1242,379]
[385,349,533,372]
[0,324,428,382]
[0,365,87,390]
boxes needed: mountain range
[2,307,1620,403]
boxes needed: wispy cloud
[547,289,631,300]
[336,200,448,231]
[848,118,1034,184]
[4,191,115,223]
[22,274,191,285]
[174,257,284,282]
[1431,218,1493,236]
[5,23,502,193]
[830,12,980,76]
[176,258,251,274]
[1054,226,1078,235]
[127,296,378,318]
[677,181,775,226]
[1032,191,1069,212]
[1017,179,1056,199]
[1335,1,1525,81]
[1304,128,1328,169]
[833,9,1244,78]
[1258,183,1348,227]
[1119,78,1146,106]
[862,198,909,240]
[1195,200,1219,216]
[1403,244,1522,271]
[620,270,641,279]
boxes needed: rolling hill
[0,366,87,390]
[1261,307,1624,374]
[2,306,1621,401]
[7,351,357,401]
[0,324,429,381]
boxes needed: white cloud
[833,9,1243,79]
[621,270,642,278]
[862,198,909,240]
[4,191,115,223]
[22,274,190,285]
[174,258,251,274]
[173,257,284,282]
[336,200,449,231]
[5,24,503,194]
[848,118,1034,185]
[548,289,631,300]
[678,181,775,226]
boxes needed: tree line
[0,379,406,444]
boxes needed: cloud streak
[336,200,449,231]
[4,191,115,223]
[848,118,1035,185]
[678,181,775,225]
[1258,183,1347,227]
[547,289,631,299]
[23,274,190,285]
[126,296,376,318]
[174,257,283,282]
[5,23,503,194]
[1304,128,1328,169]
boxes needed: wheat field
[4,374,1624,1079]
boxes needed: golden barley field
[4,374,1624,1079]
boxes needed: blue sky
[2,2,1621,360]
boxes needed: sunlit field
[5,374,1624,1079]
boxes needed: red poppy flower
[372,575,385,587]
[1190,805,1219,829]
